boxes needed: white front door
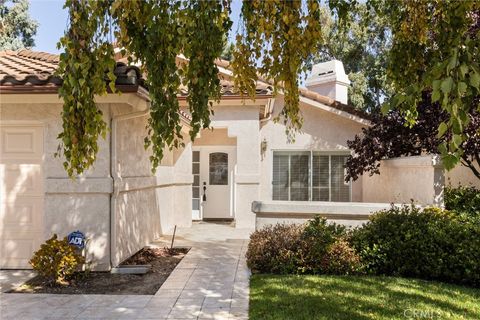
[192,146,236,220]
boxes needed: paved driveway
[0,222,252,320]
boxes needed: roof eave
[0,84,151,101]
[298,95,371,126]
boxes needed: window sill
[251,200,395,217]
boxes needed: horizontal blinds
[272,154,289,200]
[331,155,350,201]
[312,154,329,201]
[290,154,310,201]
[273,151,351,202]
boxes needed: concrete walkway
[0,222,252,320]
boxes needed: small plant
[29,234,85,285]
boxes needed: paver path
[0,222,252,320]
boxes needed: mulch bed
[9,247,189,295]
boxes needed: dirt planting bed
[10,247,189,295]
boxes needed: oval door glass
[209,152,228,185]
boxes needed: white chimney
[305,60,350,105]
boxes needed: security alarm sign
[67,230,85,249]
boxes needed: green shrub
[445,185,480,220]
[299,216,347,274]
[246,223,303,274]
[320,238,363,275]
[29,234,85,284]
[350,205,480,286]
[247,217,359,275]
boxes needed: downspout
[109,106,149,269]
[260,98,275,123]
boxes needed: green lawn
[249,275,480,320]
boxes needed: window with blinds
[272,151,351,202]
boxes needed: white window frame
[271,150,352,202]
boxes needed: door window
[209,152,228,185]
[192,151,200,211]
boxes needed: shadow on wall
[45,193,110,270]
[114,188,162,266]
[112,112,191,266]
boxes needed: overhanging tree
[57,0,479,177]
[346,93,480,181]
[338,0,480,170]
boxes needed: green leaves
[232,0,322,138]
[437,122,448,138]
[442,152,460,171]
[440,77,453,94]
[470,71,480,89]
[56,0,480,178]
[58,0,232,175]
[350,0,480,170]
[56,0,114,178]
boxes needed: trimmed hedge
[246,223,304,274]
[350,206,480,287]
[247,205,480,287]
[246,217,362,275]
[445,185,480,221]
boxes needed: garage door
[0,122,44,269]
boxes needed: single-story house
[0,50,477,270]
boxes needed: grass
[249,275,480,320]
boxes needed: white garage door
[0,122,44,269]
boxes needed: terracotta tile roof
[177,78,273,97]
[1,50,369,121]
[0,49,61,86]
[0,49,144,90]
[213,58,370,121]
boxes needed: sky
[28,0,242,54]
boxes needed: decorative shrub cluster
[246,224,304,274]
[351,205,480,287]
[246,217,362,275]
[320,239,363,275]
[29,234,85,285]
[247,205,480,287]
[444,185,480,221]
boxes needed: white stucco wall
[111,107,192,266]
[362,155,444,206]
[2,99,192,269]
[445,163,480,188]
[186,98,371,229]
[253,201,393,229]
[259,98,366,202]
[201,104,261,229]
[1,102,112,270]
